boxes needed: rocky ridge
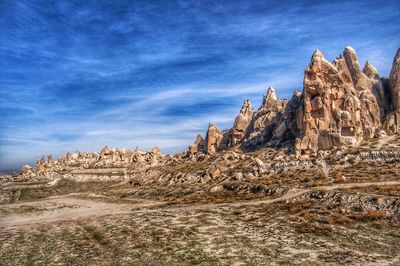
[14,146,164,182]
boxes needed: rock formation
[363,61,389,120]
[384,48,400,134]
[16,147,164,181]
[191,46,400,155]
[206,123,224,154]
[390,49,400,112]
[230,99,254,146]
[250,87,285,137]
[189,133,205,154]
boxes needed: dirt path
[1,180,399,230]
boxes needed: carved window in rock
[341,126,355,137]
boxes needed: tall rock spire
[304,49,341,98]
[390,48,400,112]
[343,46,363,88]
[383,48,400,134]
[363,60,389,120]
[206,123,224,154]
[260,86,278,109]
[363,60,379,79]
[231,99,254,146]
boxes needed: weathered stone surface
[297,47,386,153]
[363,61,390,120]
[242,46,398,154]
[301,49,344,152]
[384,48,400,134]
[344,47,381,137]
[390,49,400,111]
[206,123,224,154]
[189,133,205,153]
[231,99,254,146]
[251,87,284,136]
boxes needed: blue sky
[0,0,399,172]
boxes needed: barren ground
[1,180,400,266]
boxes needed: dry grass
[339,184,400,197]
[1,195,399,265]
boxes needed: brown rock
[230,99,254,146]
[251,87,284,135]
[189,133,205,153]
[384,48,400,133]
[297,47,384,154]
[208,164,220,179]
[363,61,390,120]
[390,48,400,111]
[100,146,112,156]
[206,123,224,154]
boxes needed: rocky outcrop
[250,87,285,137]
[191,46,399,155]
[205,123,224,154]
[297,47,387,154]
[230,99,254,146]
[363,61,390,120]
[389,48,400,112]
[384,49,400,134]
[189,133,205,154]
[16,146,165,181]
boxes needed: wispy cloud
[0,0,399,171]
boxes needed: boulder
[208,164,221,179]
[254,158,266,171]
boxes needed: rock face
[384,49,400,134]
[189,133,205,154]
[251,87,285,137]
[191,46,400,155]
[230,99,254,146]
[297,47,387,153]
[390,49,400,111]
[363,61,389,120]
[300,48,360,153]
[206,123,224,154]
